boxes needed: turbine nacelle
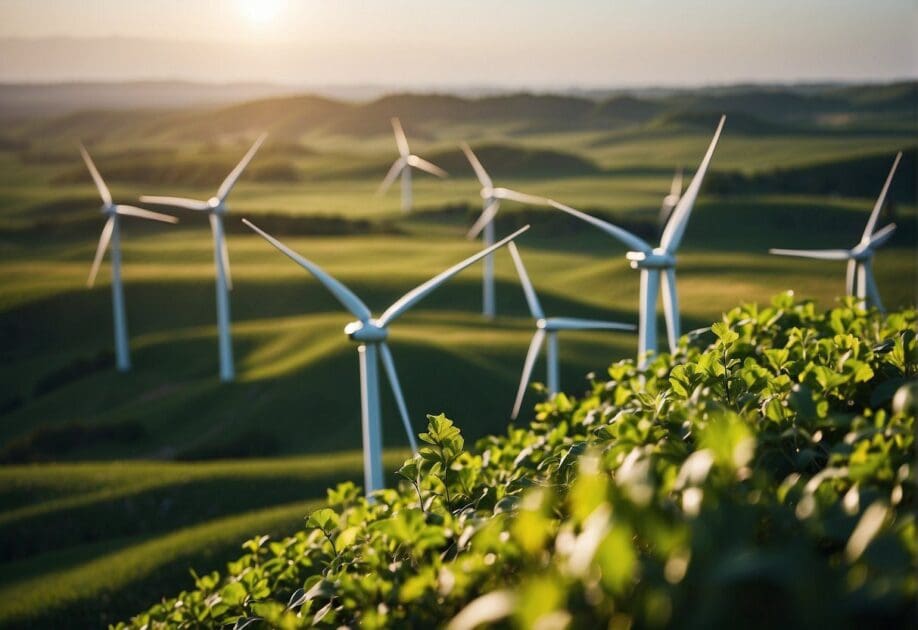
[849,244,873,261]
[345,320,389,342]
[207,197,227,213]
[627,248,675,270]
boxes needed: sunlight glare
[236,0,286,26]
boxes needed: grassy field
[0,452,410,628]
[0,86,915,627]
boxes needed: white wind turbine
[507,242,635,419]
[81,145,178,372]
[461,142,548,319]
[770,151,902,312]
[141,133,267,382]
[550,115,726,368]
[243,219,530,495]
[377,117,447,213]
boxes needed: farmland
[0,82,915,627]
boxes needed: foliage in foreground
[117,294,917,629]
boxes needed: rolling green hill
[5,81,914,150]
[0,83,915,628]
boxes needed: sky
[0,0,915,87]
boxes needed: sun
[236,0,286,25]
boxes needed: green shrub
[115,294,916,629]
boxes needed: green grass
[0,452,410,629]
[0,102,915,628]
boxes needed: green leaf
[711,322,740,346]
[306,508,338,533]
[596,524,637,594]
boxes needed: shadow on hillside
[0,473,353,565]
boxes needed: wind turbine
[243,219,530,495]
[377,118,447,213]
[461,142,548,319]
[507,242,635,419]
[80,144,178,371]
[770,151,902,312]
[658,167,683,232]
[550,115,726,368]
[141,133,267,382]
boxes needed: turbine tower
[550,115,726,368]
[244,219,530,495]
[80,144,178,371]
[461,142,547,319]
[770,151,902,311]
[141,133,267,382]
[507,242,635,419]
[377,118,447,213]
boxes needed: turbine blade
[661,268,680,353]
[460,142,493,189]
[846,259,857,296]
[544,317,635,331]
[379,342,418,453]
[80,143,112,206]
[658,168,683,225]
[466,199,500,240]
[79,144,112,206]
[210,213,233,291]
[407,155,448,178]
[115,205,178,224]
[671,167,684,197]
[391,117,410,157]
[376,158,405,195]
[378,225,530,327]
[217,132,268,201]
[868,223,897,249]
[139,195,210,211]
[862,151,902,241]
[495,188,547,206]
[507,242,544,319]
[768,248,851,261]
[549,199,652,253]
[658,199,676,229]
[660,115,726,253]
[243,219,372,321]
[511,329,546,420]
[87,216,114,288]
[864,263,884,312]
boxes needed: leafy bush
[115,294,916,629]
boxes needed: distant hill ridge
[2,81,914,144]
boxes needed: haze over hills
[2,80,914,137]
[1,78,915,121]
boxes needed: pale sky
[0,0,915,86]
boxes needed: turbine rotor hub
[208,197,225,213]
[345,320,388,342]
[850,244,871,261]
[627,248,675,270]
[539,318,566,332]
